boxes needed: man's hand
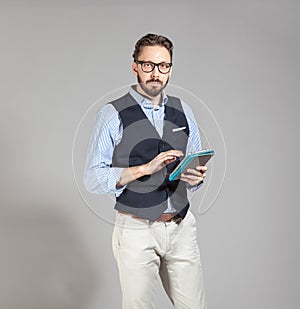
[180,166,207,186]
[117,150,183,188]
[144,150,184,175]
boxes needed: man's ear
[132,62,138,75]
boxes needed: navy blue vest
[110,92,190,221]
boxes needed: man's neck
[135,84,162,107]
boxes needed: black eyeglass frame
[134,60,173,74]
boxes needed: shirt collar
[129,85,168,109]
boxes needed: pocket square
[172,126,186,132]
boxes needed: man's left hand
[180,166,207,186]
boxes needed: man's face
[132,45,172,98]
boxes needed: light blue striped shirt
[84,86,202,212]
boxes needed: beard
[137,74,169,97]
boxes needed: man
[84,33,208,309]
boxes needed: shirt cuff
[108,167,126,197]
[187,181,203,192]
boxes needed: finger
[162,154,177,160]
[164,157,178,165]
[180,174,203,185]
[161,153,182,162]
[162,150,184,157]
[196,165,207,172]
[155,155,175,164]
[181,173,203,181]
[186,169,206,178]
[186,169,201,176]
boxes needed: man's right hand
[143,150,184,175]
[116,150,183,188]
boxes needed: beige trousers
[112,211,207,309]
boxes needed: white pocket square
[172,126,186,132]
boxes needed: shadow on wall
[0,205,99,309]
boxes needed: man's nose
[150,65,160,78]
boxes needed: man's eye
[160,63,169,69]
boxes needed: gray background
[1,0,299,308]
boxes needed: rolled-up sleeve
[181,101,203,192]
[83,105,126,196]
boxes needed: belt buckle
[172,214,182,225]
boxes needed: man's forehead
[138,45,171,62]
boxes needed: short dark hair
[132,33,174,61]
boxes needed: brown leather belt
[118,211,182,224]
[157,213,182,224]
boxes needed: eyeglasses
[135,60,172,74]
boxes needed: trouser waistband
[117,211,182,224]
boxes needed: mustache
[146,79,163,84]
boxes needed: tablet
[168,149,215,181]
